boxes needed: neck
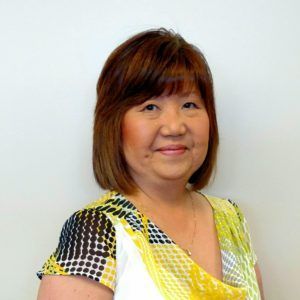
[128,178,192,211]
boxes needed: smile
[156,145,188,156]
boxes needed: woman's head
[93,28,219,194]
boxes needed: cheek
[122,124,136,148]
[204,121,210,143]
[193,120,210,165]
[203,114,210,139]
[194,116,210,144]
[122,117,152,153]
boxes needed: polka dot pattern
[37,208,116,290]
[37,191,260,299]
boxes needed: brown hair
[93,28,219,194]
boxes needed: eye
[182,102,198,109]
[142,104,159,111]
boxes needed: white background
[1,1,299,299]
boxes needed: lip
[156,144,187,156]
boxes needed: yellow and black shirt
[37,191,260,299]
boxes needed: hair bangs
[155,67,198,98]
[125,52,201,107]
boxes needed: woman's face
[122,89,210,188]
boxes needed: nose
[160,109,187,136]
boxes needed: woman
[37,28,264,299]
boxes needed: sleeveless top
[37,191,260,299]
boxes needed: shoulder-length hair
[93,28,219,194]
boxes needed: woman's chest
[153,200,223,281]
[113,221,247,300]
[189,216,223,281]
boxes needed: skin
[37,90,264,299]
[37,275,113,299]
[122,90,210,200]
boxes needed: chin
[160,161,201,177]
[155,169,194,182]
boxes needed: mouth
[156,144,188,156]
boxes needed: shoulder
[202,194,242,218]
[84,190,134,220]
[63,190,126,226]
[61,205,116,246]
[60,190,137,241]
[84,190,119,210]
[200,193,250,231]
[37,191,120,290]
[202,193,258,263]
[58,191,122,247]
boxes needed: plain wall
[1,1,299,299]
